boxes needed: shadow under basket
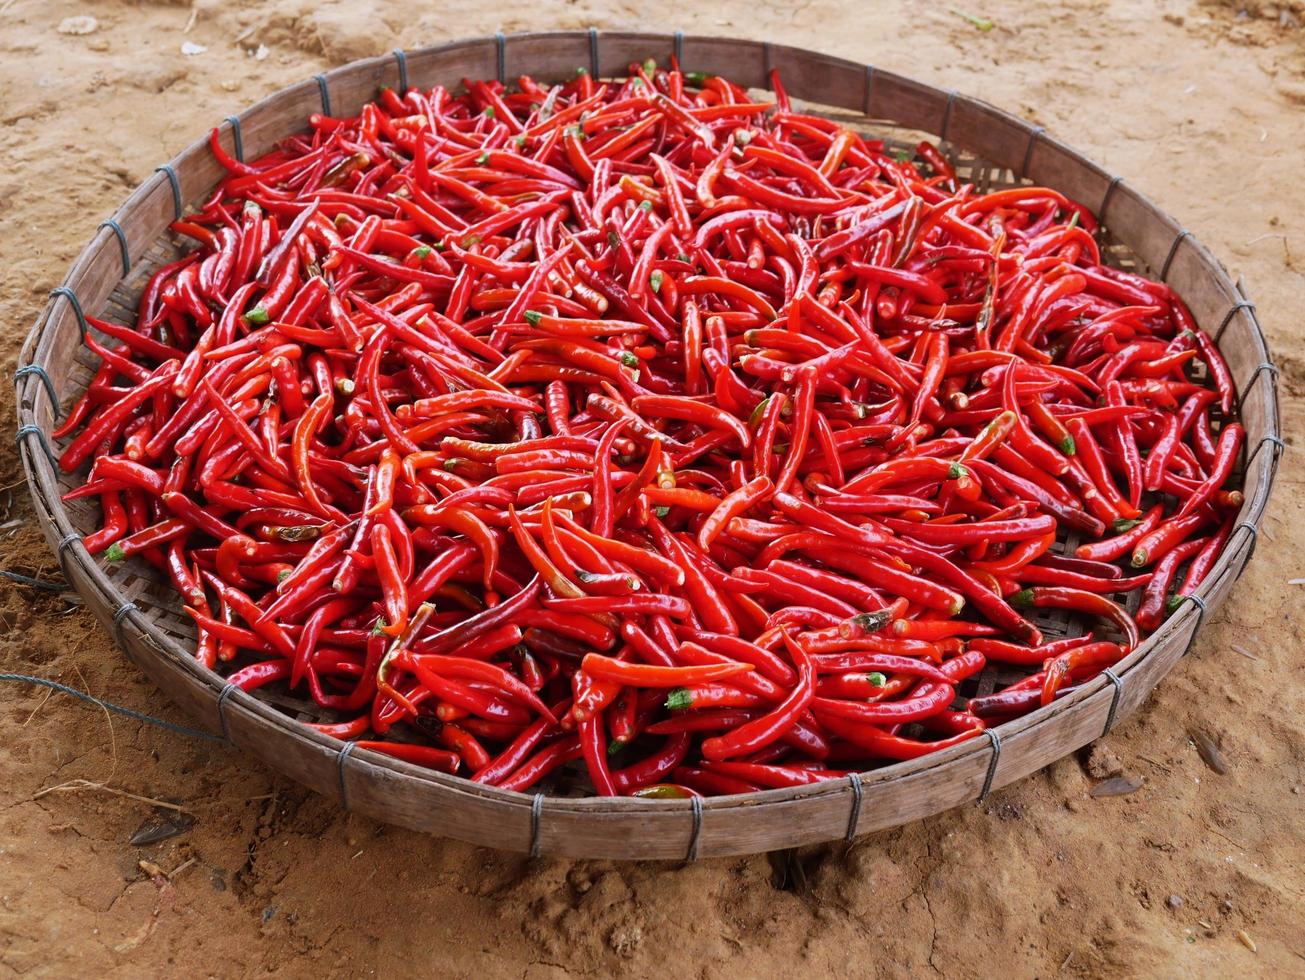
[16,31,1281,860]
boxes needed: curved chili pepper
[699,630,813,761]
[1010,586,1139,651]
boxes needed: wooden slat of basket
[14,31,1282,860]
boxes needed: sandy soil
[1,1,1303,976]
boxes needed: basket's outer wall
[16,32,1280,861]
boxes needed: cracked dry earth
[2,1,1304,977]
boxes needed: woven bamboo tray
[16,32,1281,860]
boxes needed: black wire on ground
[1,673,225,742]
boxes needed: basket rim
[14,30,1282,855]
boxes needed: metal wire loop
[495,32,506,85]
[337,740,357,810]
[1238,362,1279,409]
[216,681,239,742]
[1017,126,1049,178]
[224,114,244,162]
[314,73,332,116]
[762,41,773,79]
[49,285,88,339]
[15,365,61,421]
[1214,299,1255,345]
[686,793,704,862]
[1021,125,1044,177]
[56,533,81,583]
[1099,175,1124,225]
[1100,667,1124,736]
[588,27,599,78]
[153,164,183,221]
[673,30,684,68]
[978,729,1002,800]
[15,424,57,467]
[1160,229,1191,282]
[98,218,131,276]
[392,49,409,92]
[939,90,958,145]
[844,772,864,842]
[111,600,139,650]
[1180,593,1209,657]
[529,792,545,858]
[1245,432,1286,474]
[863,65,877,115]
[1232,520,1260,576]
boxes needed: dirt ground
[1,1,1303,976]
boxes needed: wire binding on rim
[337,740,357,809]
[223,115,244,163]
[1214,300,1256,346]
[111,600,139,650]
[1179,593,1209,656]
[1245,432,1286,474]
[1232,520,1261,579]
[673,31,684,68]
[216,681,238,742]
[16,425,57,467]
[1099,175,1124,225]
[495,32,506,85]
[685,793,704,861]
[98,219,131,277]
[1161,229,1191,282]
[1100,667,1124,736]
[863,65,876,115]
[56,533,81,583]
[1238,362,1279,409]
[1020,126,1045,178]
[529,792,545,858]
[49,286,88,340]
[15,365,61,421]
[153,164,182,221]
[978,729,1002,800]
[939,90,958,145]
[314,73,332,116]
[845,772,864,842]
[588,27,599,78]
[762,41,772,79]
[392,49,409,92]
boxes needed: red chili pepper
[1010,586,1139,651]
[1033,641,1117,706]
[581,653,751,688]
[699,631,814,761]
[1176,423,1244,521]
[354,740,460,773]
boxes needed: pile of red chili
[58,61,1244,797]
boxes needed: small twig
[1204,824,1247,850]
[22,684,54,726]
[1137,755,1173,774]
[31,779,189,812]
[168,856,197,879]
